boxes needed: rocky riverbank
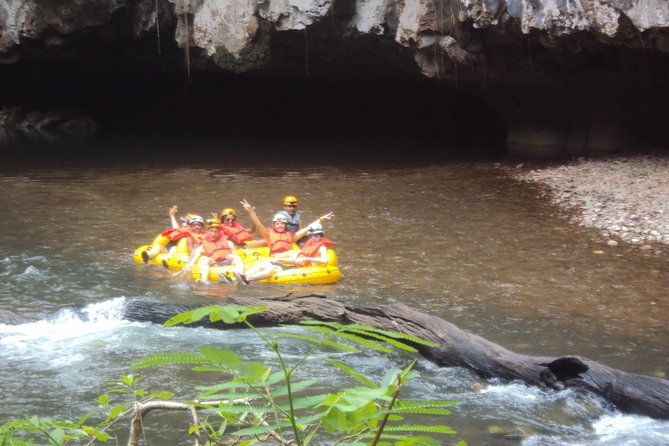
[510,153,669,250]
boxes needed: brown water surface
[1,141,668,444]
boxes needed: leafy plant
[129,304,462,445]
[0,415,111,446]
[0,304,464,446]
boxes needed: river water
[1,140,668,445]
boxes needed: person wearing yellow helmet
[181,218,244,284]
[277,195,302,233]
[141,205,206,263]
[218,207,256,246]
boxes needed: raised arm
[295,212,335,240]
[241,199,268,242]
[169,205,179,229]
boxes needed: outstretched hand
[320,211,335,222]
[240,199,255,213]
[169,205,178,216]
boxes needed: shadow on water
[0,134,509,173]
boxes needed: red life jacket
[201,234,233,262]
[222,222,253,245]
[299,237,333,263]
[190,231,206,247]
[267,228,293,255]
[161,227,192,241]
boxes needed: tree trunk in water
[123,294,669,420]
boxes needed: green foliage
[131,305,462,445]
[1,305,464,446]
[0,416,111,446]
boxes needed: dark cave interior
[2,22,669,166]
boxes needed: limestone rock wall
[2,0,668,61]
[1,0,668,153]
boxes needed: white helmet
[189,215,205,225]
[308,222,324,234]
[272,213,288,223]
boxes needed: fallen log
[123,294,669,420]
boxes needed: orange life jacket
[201,234,233,262]
[190,231,206,247]
[161,227,204,243]
[267,228,293,255]
[222,222,253,245]
[161,227,190,241]
[298,237,333,264]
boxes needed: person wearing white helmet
[235,199,334,284]
[141,205,206,263]
[232,221,334,285]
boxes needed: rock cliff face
[1,0,668,155]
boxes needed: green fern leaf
[330,331,392,353]
[299,321,438,346]
[269,378,318,396]
[393,400,459,409]
[199,346,242,367]
[384,407,452,416]
[274,333,358,352]
[296,320,345,330]
[343,328,419,352]
[381,424,456,434]
[348,325,439,347]
[358,433,442,445]
[131,352,210,369]
[325,359,378,388]
[275,393,329,410]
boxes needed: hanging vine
[171,0,202,86]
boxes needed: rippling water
[1,141,668,445]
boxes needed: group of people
[140,196,335,285]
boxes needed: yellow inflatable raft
[134,236,342,285]
[191,249,341,284]
[132,234,186,267]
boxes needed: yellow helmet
[221,208,236,217]
[206,218,222,228]
[283,195,298,206]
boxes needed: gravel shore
[510,153,669,249]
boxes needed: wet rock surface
[512,154,669,249]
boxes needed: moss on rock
[211,20,271,73]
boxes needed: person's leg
[244,260,267,277]
[198,257,213,283]
[245,263,282,282]
[232,255,245,276]
[144,244,167,262]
